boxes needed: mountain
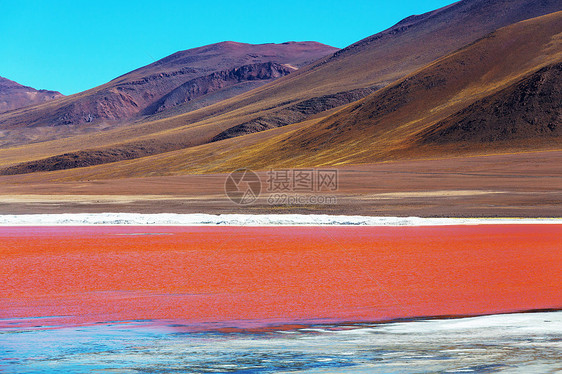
[191,0,562,143]
[189,10,562,170]
[4,9,558,179]
[0,76,62,113]
[419,63,561,145]
[0,41,337,145]
[0,0,560,177]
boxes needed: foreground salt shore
[2,311,561,373]
[0,213,561,226]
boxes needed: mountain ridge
[7,9,557,179]
[0,41,338,143]
[0,0,560,178]
[0,76,63,114]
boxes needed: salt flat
[1,213,562,226]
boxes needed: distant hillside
[0,41,337,144]
[419,63,561,144]
[0,76,62,113]
[194,0,562,143]
[198,11,561,170]
[6,10,558,179]
[0,0,561,178]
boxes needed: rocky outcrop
[146,62,297,114]
[210,87,380,142]
[0,145,166,175]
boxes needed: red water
[1,225,561,329]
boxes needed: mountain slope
[0,0,560,175]
[0,42,337,140]
[6,10,558,179]
[144,62,297,115]
[419,63,561,144]
[0,77,62,113]
[190,0,562,141]
[201,11,562,169]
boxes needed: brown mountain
[419,63,561,144]
[0,76,62,113]
[186,10,561,170]
[0,0,560,177]
[195,0,562,143]
[0,41,337,144]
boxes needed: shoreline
[3,308,562,333]
[1,213,562,226]
[4,310,562,373]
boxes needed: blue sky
[0,0,455,95]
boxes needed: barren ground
[0,150,560,217]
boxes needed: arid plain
[0,150,560,216]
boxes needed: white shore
[0,213,561,226]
